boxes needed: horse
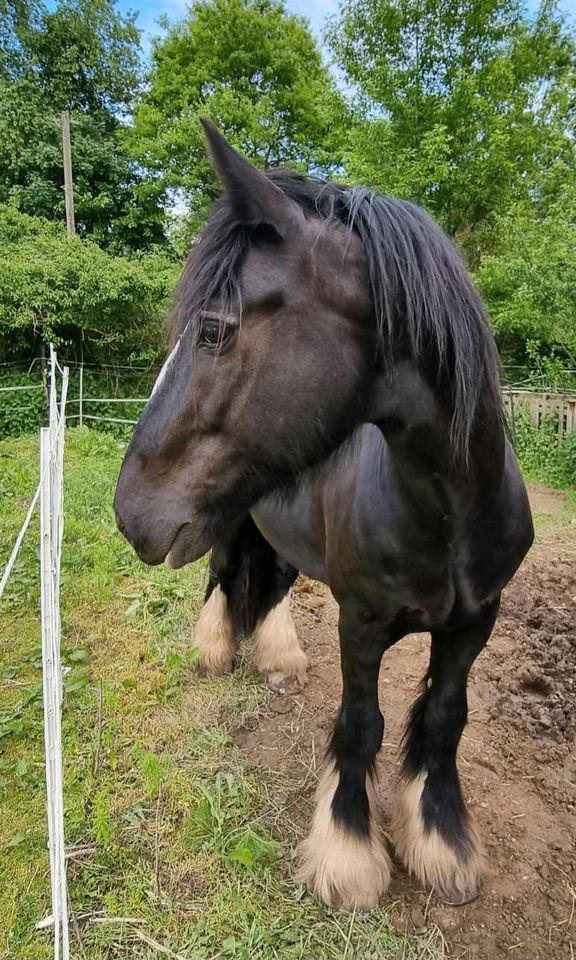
[114,120,534,911]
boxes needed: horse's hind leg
[193,516,307,688]
[252,555,307,692]
[393,598,500,904]
[297,604,392,909]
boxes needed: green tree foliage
[0,0,166,251]
[129,0,347,229]
[0,204,177,363]
[477,195,576,371]
[2,0,141,110]
[328,0,576,245]
[1,0,575,403]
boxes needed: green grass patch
[0,428,411,959]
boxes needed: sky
[118,0,576,52]
[117,0,343,49]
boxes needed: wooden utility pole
[61,110,75,235]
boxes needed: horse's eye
[199,319,223,348]
[197,314,237,351]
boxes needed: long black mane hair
[172,171,502,461]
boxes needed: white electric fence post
[39,348,70,960]
[78,363,83,428]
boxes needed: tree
[3,0,142,111]
[0,0,167,251]
[328,0,576,250]
[129,0,347,229]
[476,195,576,372]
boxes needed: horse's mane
[172,170,502,460]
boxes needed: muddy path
[235,486,576,959]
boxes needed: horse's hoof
[266,670,305,694]
[253,597,308,692]
[295,766,391,911]
[196,656,235,679]
[437,886,482,906]
[296,830,391,911]
[392,772,486,906]
[192,586,236,677]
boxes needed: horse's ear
[201,118,305,237]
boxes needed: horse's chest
[251,497,329,583]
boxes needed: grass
[524,485,576,547]
[0,428,413,960]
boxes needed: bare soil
[235,485,576,959]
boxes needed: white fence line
[67,413,139,424]
[0,356,152,371]
[66,396,149,403]
[3,361,576,436]
[0,346,70,960]
[0,362,150,427]
[0,476,44,602]
[0,383,45,392]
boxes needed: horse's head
[114,121,375,566]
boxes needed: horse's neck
[368,362,504,511]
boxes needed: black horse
[114,121,533,911]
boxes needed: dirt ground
[235,486,576,959]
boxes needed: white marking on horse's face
[149,335,183,400]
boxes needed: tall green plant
[0,0,166,251]
[477,197,576,368]
[512,411,576,487]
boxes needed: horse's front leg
[297,604,393,910]
[393,598,500,903]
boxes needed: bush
[511,410,576,488]
[0,205,178,365]
[0,369,47,439]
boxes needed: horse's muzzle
[114,483,214,568]
[164,521,213,568]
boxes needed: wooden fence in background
[503,389,576,438]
